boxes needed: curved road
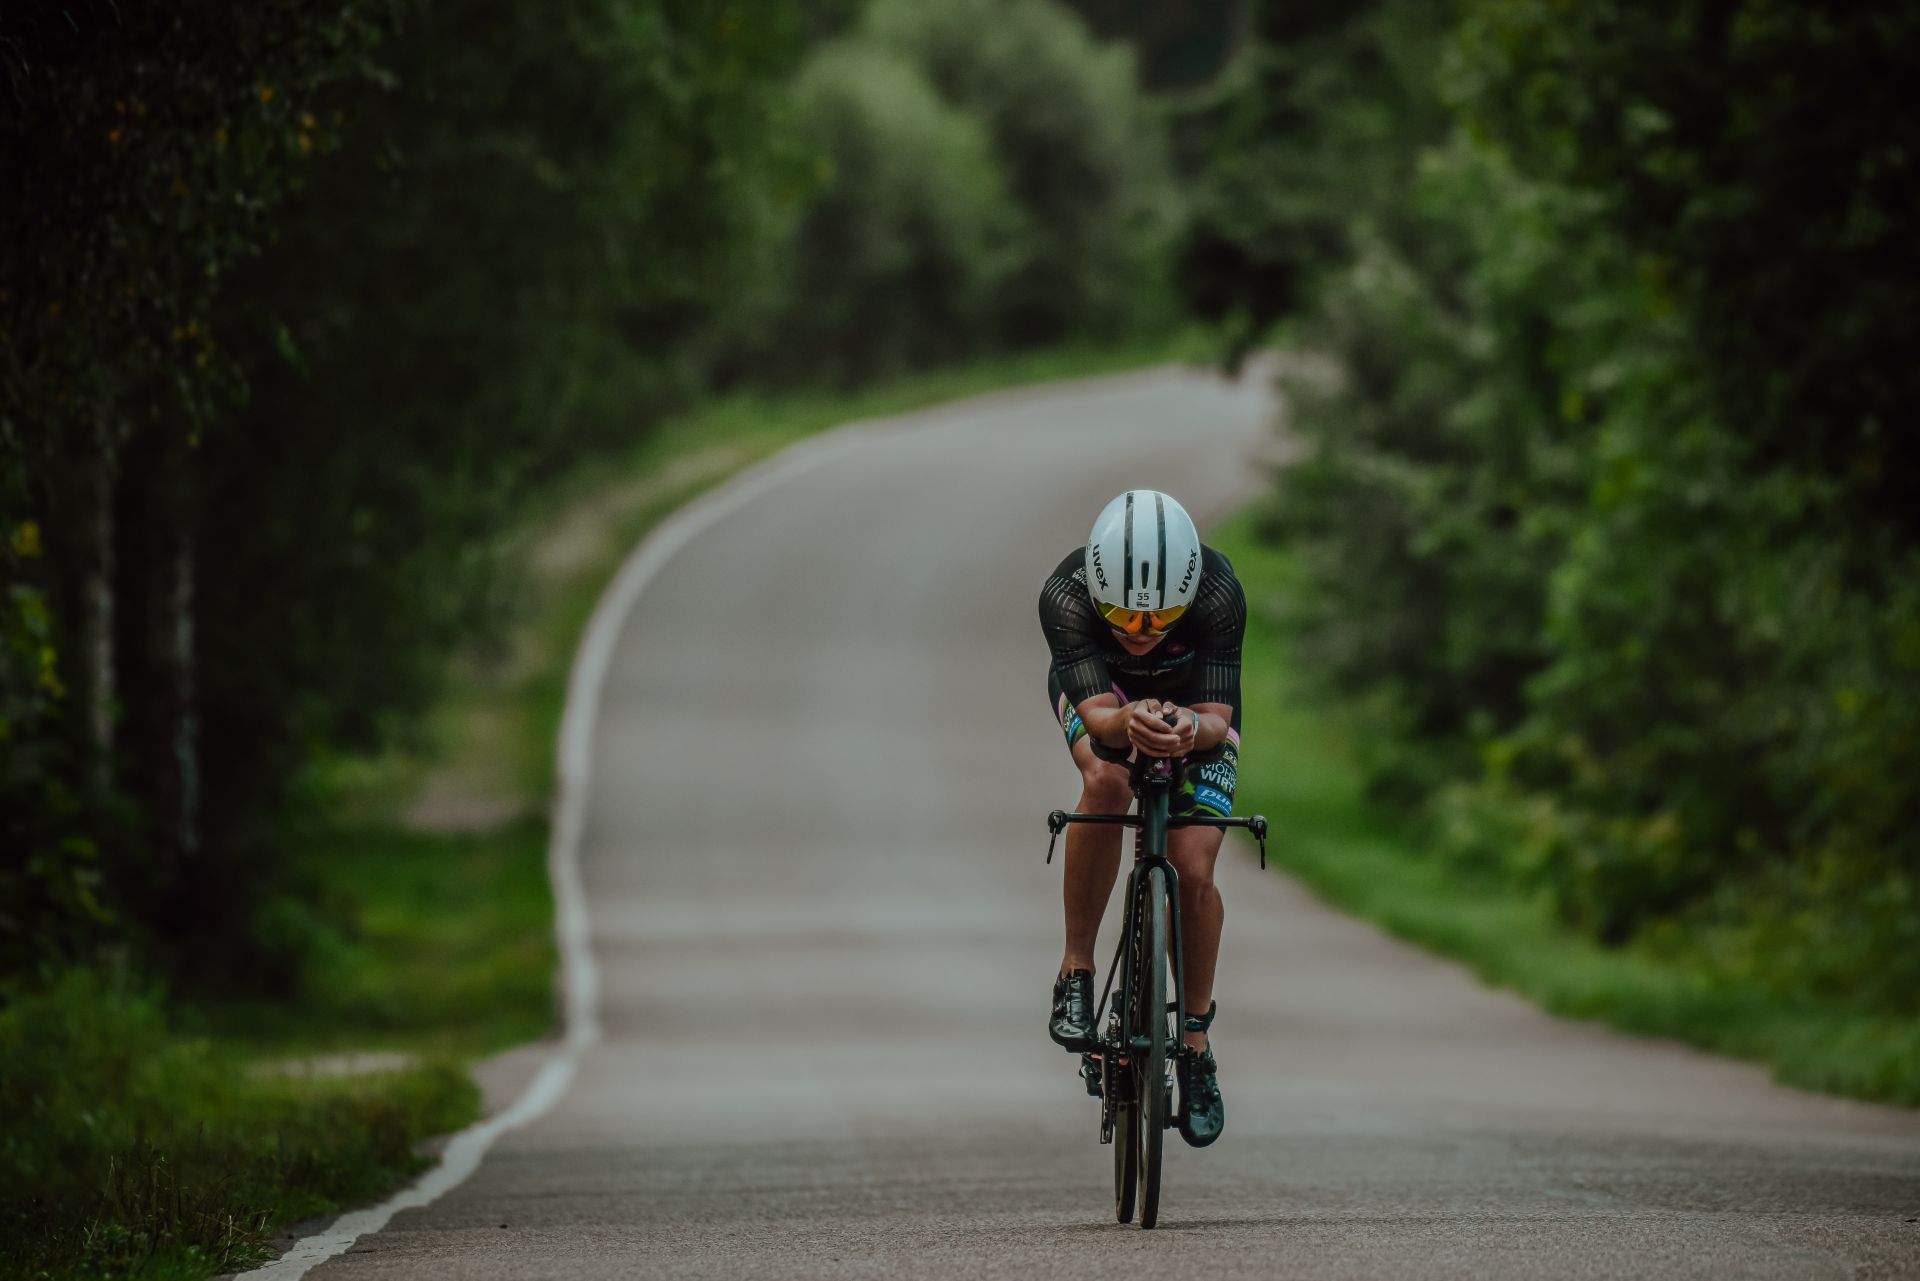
[311,367,1920,1279]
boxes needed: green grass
[3,333,1224,1281]
[203,821,557,1057]
[0,972,478,1281]
[1216,510,1920,1108]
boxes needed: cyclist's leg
[1169,730,1239,1052]
[1063,735,1131,974]
[1168,824,1225,1052]
[1050,671,1132,976]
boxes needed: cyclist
[1038,488,1245,1148]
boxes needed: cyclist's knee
[1182,862,1218,895]
[1077,757,1132,813]
[1170,831,1223,888]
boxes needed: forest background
[3,0,1915,1275]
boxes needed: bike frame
[1044,754,1267,1086]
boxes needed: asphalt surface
[310,367,1920,1279]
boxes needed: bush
[734,41,1023,386]
[730,0,1181,385]
[865,0,1180,344]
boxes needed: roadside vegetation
[1187,0,1919,1088]
[1217,513,1920,1107]
[0,973,477,1281]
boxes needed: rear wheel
[1134,867,1171,1228]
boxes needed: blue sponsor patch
[1195,785,1232,817]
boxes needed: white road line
[236,424,879,1280]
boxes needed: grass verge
[3,332,1219,1281]
[1215,509,1920,1108]
[0,972,477,1280]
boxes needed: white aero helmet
[1085,489,1202,635]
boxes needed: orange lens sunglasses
[1097,601,1188,635]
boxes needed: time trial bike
[1044,731,1267,1229]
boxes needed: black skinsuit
[1038,546,1246,817]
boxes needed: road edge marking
[233,429,867,1280]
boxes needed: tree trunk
[84,428,118,792]
[169,526,200,862]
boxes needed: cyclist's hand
[1127,700,1187,757]
[1166,704,1198,755]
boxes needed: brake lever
[1250,815,1269,870]
[1045,809,1069,864]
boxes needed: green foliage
[1219,511,1920,1108]
[1,519,108,971]
[182,0,804,980]
[1174,0,1452,361]
[735,0,1182,385]
[1057,0,1241,91]
[865,0,1180,343]
[1455,0,1920,523]
[739,41,1023,384]
[1206,0,1920,1016]
[1,0,1179,992]
[221,818,556,1055]
[0,0,805,987]
[0,970,476,1279]
[1,0,398,980]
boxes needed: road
[303,367,1920,1279]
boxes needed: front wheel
[1133,866,1171,1228]
[1112,1087,1138,1223]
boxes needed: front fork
[1092,791,1189,1138]
[1133,788,1189,1059]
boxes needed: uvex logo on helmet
[1084,488,1203,617]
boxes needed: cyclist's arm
[1186,702,1233,752]
[1070,694,1161,751]
[1186,562,1246,752]
[1074,693,1133,749]
[1076,696,1229,756]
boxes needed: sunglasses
[1097,601,1188,635]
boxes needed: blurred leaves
[1215,0,1920,1012]
[0,0,1186,990]
[0,0,804,984]
[725,0,1179,385]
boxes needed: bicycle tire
[1135,866,1170,1228]
[1112,1080,1138,1223]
